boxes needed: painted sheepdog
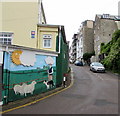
[43,80,54,89]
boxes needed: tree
[83,52,95,65]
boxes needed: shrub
[101,30,120,73]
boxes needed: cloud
[45,56,54,65]
[20,50,36,66]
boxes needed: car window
[93,63,103,66]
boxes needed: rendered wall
[1,2,38,48]
[37,26,58,51]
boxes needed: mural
[0,51,3,105]
[43,56,55,89]
[45,56,54,65]
[2,50,56,103]
[14,81,37,96]
[11,50,22,65]
[11,50,36,66]
[20,50,36,66]
[4,51,56,71]
[0,51,3,64]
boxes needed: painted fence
[2,47,57,105]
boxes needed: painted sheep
[14,83,27,96]
[24,81,36,96]
[13,81,37,96]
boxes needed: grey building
[94,14,119,61]
[82,20,94,54]
[71,34,78,62]
[77,20,94,60]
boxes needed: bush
[83,52,95,65]
[101,30,120,73]
[83,52,95,61]
[112,29,120,42]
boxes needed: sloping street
[5,64,118,114]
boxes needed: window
[43,34,52,48]
[81,48,83,53]
[0,32,13,45]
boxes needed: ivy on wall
[101,30,120,73]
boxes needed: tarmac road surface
[5,64,118,114]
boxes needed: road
[6,64,118,114]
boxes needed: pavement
[1,69,73,113]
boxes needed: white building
[76,27,83,60]
[76,20,94,61]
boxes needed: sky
[42,0,120,45]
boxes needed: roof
[0,44,58,56]
[41,1,47,24]
[37,24,63,28]
[37,24,68,44]
[96,14,120,21]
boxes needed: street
[5,64,118,114]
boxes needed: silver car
[90,62,105,72]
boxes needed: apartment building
[69,46,73,63]
[71,34,78,62]
[76,27,83,61]
[76,20,94,60]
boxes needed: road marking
[1,72,74,114]
[97,75,104,80]
[92,73,104,81]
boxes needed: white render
[0,51,3,64]
[76,27,84,60]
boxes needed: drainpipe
[58,26,61,54]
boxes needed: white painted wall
[0,52,3,64]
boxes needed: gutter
[0,44,58,57]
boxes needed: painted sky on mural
[43,0,119,45]
[4,53,56,71]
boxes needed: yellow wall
[0,2,2,32]
[1,2,38,48]
[37,26,58,52]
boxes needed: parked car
[69,59,73,64]
[74,61,83,66]
[90,62,105,72]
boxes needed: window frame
[43,34,52,48]
[0,32,13,45]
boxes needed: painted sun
[11,50,23,65]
